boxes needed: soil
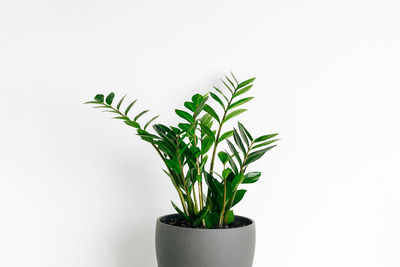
[159,214,253,229]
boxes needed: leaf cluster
[85,73,279,228]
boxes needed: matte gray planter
[155,214,256,267]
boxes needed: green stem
[223,141,254,224]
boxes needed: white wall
[1,1,399,266]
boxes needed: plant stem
[219,174,227,227]
[223,141,254,224]
[152,144,189,215]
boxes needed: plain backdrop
[1,1,399,267]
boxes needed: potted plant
[85,73,279,267]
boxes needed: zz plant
[85,74,279,228]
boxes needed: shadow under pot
[155,214,256,267]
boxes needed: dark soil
[159,214,253,229]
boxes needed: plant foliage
[85,73,279,228]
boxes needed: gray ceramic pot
[155,214,256,267]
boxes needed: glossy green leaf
[105,92,115,105]
[112,116,127,120]
[232,189,247,207]
[165,159,182,174]
[201,136,213,154]
[175,109,194,123]
[134,110,149,121]
[254,133,279,143]
[221,79,233,93]
[238,121,253,142]
[193,206,210,225]
[171,201,190,221]
[218,130,233,143]
[184,101,195,112]
[230,72,238,85]
[243,172,261,184]
[218,151,229,165]
[227,210,235,224]
[225,75,236,89]
[124,120,140,128]
[116,95,126,110]
[124,99,137,115]
[222,168,232,180]
[200,123,215,141]
[210,92,225,109]
[233,85,253,98]
[203,104,220,123]
[228,97,253,110]
[227,154,238,175]
[191,94,203,107]
[223,109,247,124]
[237,77,255,89]
[233,128,246,155]
[144,115,160,130]
[231,174,244,191]
[245,145,277,165]
[238,124,249,147]
[213,86,229,102]
[252,139,279,149]
[226,139,242,165]
[94,94,104,102]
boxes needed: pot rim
[156,213,255,231]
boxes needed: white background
[1,1,399,267]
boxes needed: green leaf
[233,85,253,98]
[124,120,140,128]
[201,136,213,154]
[124,99,137,115]
[231,173,244,191]
[218,151,229,165]
[245,145,277,165]
[213,86,229,102]
[200,123,215,141]
[144,115,159,130]
[134,110,149,121]
[227,210,235,224]
[227,153,239,175]
[231,72,238,85]
[226,139,242,165]
[171,201,190,222]
[175,109,194,123]
[112,116,127,120]
[210,92,225,109]
[237,77,256,89]
[105,92,115,105]
[243,172,261,184]
[116,95,126,110]
[233,128,246,155]
[252,139,279,149]
[94,94,104,102]
[193,206,210,226]
[223,109,247,124]
[191,94,203,107]
[222,168,232,180]
[203,104,220,123]
[165,159,182,174]
[232,189,247,207]
[228,97,253,110]
[221,79,233,93]
[254,133,279,143]
[204,212,220,228]
[225,75,236,89]
[237,123,249,147]
[218,130,233,143]
[184,101,195,112]
[238,121,253,142]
